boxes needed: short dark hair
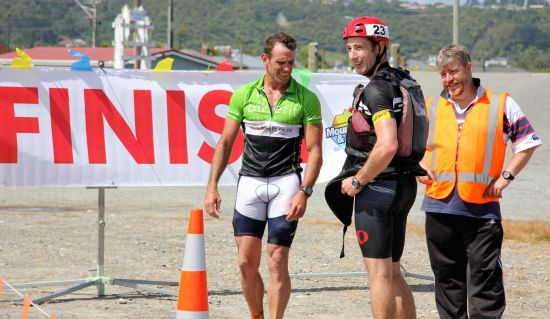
[263,32,297,57]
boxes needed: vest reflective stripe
[435,171,496,185]
[425,96,433,111]
[433,172,454,182]
[427,97,438,173]
[459,172,493,185]
[425,89,507,204]
[483,91,501,178]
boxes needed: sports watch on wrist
[351,176,364,190]
[300,186,313,197]
[502,170,515,181]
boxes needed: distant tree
[1,0,549,71]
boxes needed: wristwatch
[502,170,515,181]
[351,176,364,190]
[300,186,313,197]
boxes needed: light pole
[75,0,103,48]
[166,0,173,48]
[453,0,459,44]
[7,11,11,50]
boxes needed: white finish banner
[0,68,364,187]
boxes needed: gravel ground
[1,71,549,318]
[0,185,549,319]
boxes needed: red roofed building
[0,47,245,70]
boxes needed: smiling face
[262,43,295,87]
[438,58,474,101]
[346,37,383,77]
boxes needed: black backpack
[347,67,428,164]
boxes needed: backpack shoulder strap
[352,84,366,110]
[376,67,403,98]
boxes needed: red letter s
[197,90,244,164]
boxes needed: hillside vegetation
[1,0,549,71]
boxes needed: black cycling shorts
[354,177,417,261]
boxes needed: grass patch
[502,219,550,244]
[406,223,425,237]
[407,220,550,245]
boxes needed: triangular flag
[68,50,92,71]
[292,68,312,88]
[11,48,33,69]
[153,57,174,72]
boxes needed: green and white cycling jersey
[228,75,322,177]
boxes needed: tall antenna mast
[74,0,104,48]
[166,0,173,48]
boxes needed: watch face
[352,177,362,189]
[502,171,514,180]
[302,187,313,196]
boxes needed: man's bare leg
[392,262,417,319]
[365,257,395,319]
[236,236,265,319]
[266,243,291,319]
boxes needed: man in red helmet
[326,16,427,318]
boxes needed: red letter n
[84,89,155,164]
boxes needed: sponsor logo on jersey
[244,121,301,138]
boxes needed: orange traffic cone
[175,208,209,319]
[22,295,31,319]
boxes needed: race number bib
[365,24,390,39]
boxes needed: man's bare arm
[286,123,323,221]
[204,117,241,218]
[341,117,398,196]
[484,146,539,198]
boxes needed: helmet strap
[364,43,386,78]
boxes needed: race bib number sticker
[372,110,392,125]
[366,24,389,39]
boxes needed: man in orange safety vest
[418,44,541,319]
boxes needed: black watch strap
[300,186,313,197]
[502,170,515,181]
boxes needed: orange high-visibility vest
[425,90,507,204]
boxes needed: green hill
[1,0,549,71]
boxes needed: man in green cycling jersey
[204,32,323,319]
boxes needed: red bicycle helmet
[342,16,390,44]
